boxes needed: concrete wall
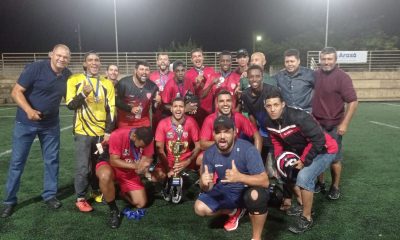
[0,72,399,104]
[349,72,400,101]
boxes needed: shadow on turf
[15,184,74,210]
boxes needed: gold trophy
[171,124,186,187]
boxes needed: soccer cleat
[75,199,93,212]
[1,204,16,218]
[288,215,313,234]
[327,186,341,200]
[171,177,183,204]
[45,197,62,209]
[91,191,104,203]
[314,182,326,194]
[224,208,246,231]
[162,179,172,202]
[286,205,303,216]
[109,210,121,229]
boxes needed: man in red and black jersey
[264,90,338,234]
[115,60,161,129]
[155,97,200,180]
[161,61,197,115]
[185,48,215,124]
[95,127,154,229]
[150,53,174,128]
[201,51,241,112]
[198,90,262,166]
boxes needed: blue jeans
[296,153,336,192]
[3,121,60,205]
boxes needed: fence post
[368,51,372,72]
[125,52,128,75]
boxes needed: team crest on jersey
[231,83,236,90]
[167,131,174,139]
[122,149,129,157]
[183,131,188,138]
[155,79,160,84]
[146,93,152,99]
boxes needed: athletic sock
[107,200,119,212]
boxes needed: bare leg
[96,164,115,202]
[249,213,267,240]
[331,162,341,188]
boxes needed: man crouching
[194,115,269,240]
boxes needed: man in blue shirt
[272,49,315,113]
[1,44,71,218]
[194,115,269,240]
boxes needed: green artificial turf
[0,102,399,240]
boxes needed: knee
[96,168,114,183]
[243,187,269,215]
[194,200,211,217]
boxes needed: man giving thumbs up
[194,115,269,240]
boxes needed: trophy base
[171,177,182,186]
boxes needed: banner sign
[320,51,368,64]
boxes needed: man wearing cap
[235,48,249,78]
[194,115,269,240]
[272,49,315,113]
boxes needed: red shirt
[109,128,154,174]
[161,78,195,104]
[200,112,257,141]
[185,66,215,113]
[149,70,174,92]
[155,116,199,168]
[205,71,241,110]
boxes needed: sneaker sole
[288,225,312,234]
[224,209,246,231]
[328,194,340,200]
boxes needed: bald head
[250,52,266,68]
[49,44,71,74]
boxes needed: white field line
[369,121,400,129]
[0,108,14,111]
[0,125,73,158]
[0,114,74,118]
[380,103,400,107]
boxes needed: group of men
[1,43,357,240]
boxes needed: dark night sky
[0,0,399,53]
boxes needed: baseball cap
[172,60,185,71]
[213,115,235,131]
[236,48,249,58]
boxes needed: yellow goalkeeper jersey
[66,73,115,136]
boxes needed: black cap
[172,60,185,71]
[213,115,235,131]
[236,48,249,58]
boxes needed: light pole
[113,0,119,65]
[253,34,262,53]
[324,0,330,47]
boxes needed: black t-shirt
[241,83,279,137]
